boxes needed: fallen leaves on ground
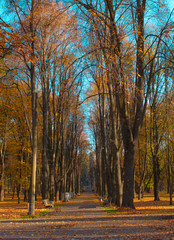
[104,193,174,215]
[0,193,173,240]
[0,196,62,219]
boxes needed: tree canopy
[0,0,173,213]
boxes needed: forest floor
[0,192,173,239]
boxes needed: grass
[22,209,52,219]
[103,208,134,215]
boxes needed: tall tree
[75,0,173,208]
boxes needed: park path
[0,192,173,239]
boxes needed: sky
[0,0,173,150]
[168,0,174,9]
[0,0,174,16]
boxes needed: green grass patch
[22,214,36,219]
[38,209,51,216]
[21,209,52,219]
[103,208,130,215]
[55,204,62,208]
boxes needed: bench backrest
[43,199,50,205]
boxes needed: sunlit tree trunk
[28,0,37,215]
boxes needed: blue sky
[0,0,173,20]
[168,0,174,9]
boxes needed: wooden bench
[103,198,108,206]
[103,196,112,206]
[43,199,54,208]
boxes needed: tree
[75,0,174,208]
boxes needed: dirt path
[0,193,173,239]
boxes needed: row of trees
[0,0,90,214]
[76,0,174,207]
[0,0,173,215]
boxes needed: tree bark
[122,138,136,209]
[41,85,49,200]
[28,0,37,214]
[0,127,7,202]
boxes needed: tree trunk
[77,165,81,195]
[94,126,102,196]
[122,140,136,209]
[168,148,172,205]
[12,186,15,199]
[99,92,113,199]
[23,189,28,202]
[0,175,4,202]
[72,161,76,196]
[17,186,20,204]
[17,151,22,204]
[49,162,55,201]
[28,90,37,215]
[165,75,172,205]
[28,1,37,213]
[150,103,160,201]
[0,149,5,202]
[153,155,160,201]
[42,90,49,199]
[0,119,8,202]
[62,154,66,201]
[109,84,122,206]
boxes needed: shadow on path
[0,192,173,239]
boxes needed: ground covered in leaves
[0,197,56,219]
[104,194,174,216]
[0,193,173,239]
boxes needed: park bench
[103,196,112,206]
[43,199,54,208]
[103,198,108,206]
